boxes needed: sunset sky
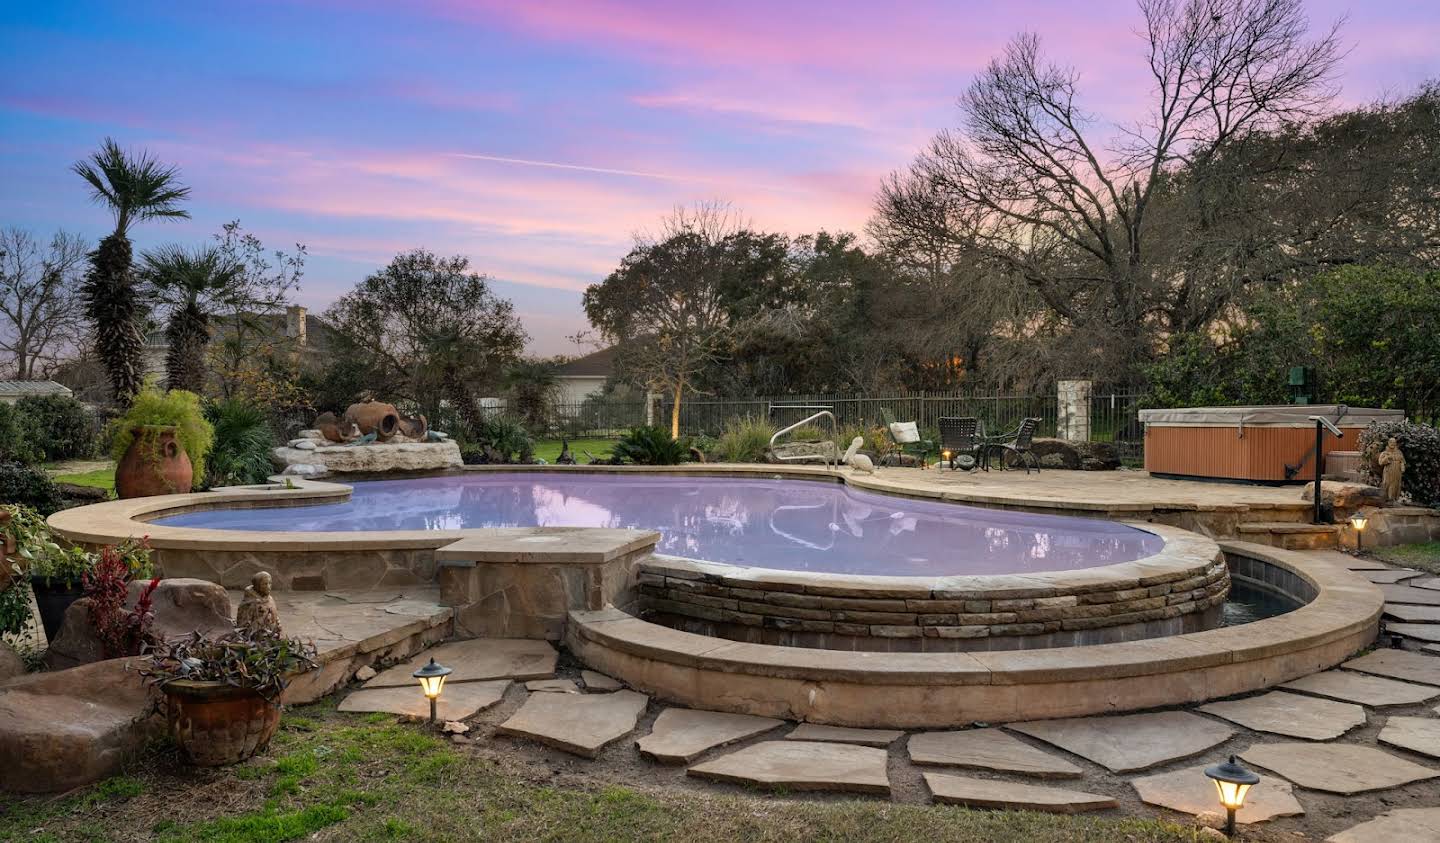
[3,1,1436,355]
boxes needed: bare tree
[584,203,742,438]
[880,0,1342,381]
[0,227,88,379]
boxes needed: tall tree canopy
[324,249,526,430]
[72,137,190,404]
[584,204,750,436]
[877,0,1349,383]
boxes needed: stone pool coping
[566,541,1381,726]
[45,478,658,563]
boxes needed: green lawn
[52,466,117,492]
[2,703,1210,843]
[533,438,615,463]
[1367,541,1440,575]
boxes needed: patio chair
[878,407,934,467]
[938,416,985,472]
[994,417,1042,474]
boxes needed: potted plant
[111,387,215,498]
[6,504,156,640]
[139,630,317,766]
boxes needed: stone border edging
[566,541,1381,726]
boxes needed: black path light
[1350,512,1369,551]
[1204,755,1260,837]
[412,657,452,724]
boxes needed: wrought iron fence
[549,389,1148,461]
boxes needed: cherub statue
[235,571,282,636]
[1378,437,1406,503]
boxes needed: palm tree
[140,245,242,393]
[73,137,190,404]
[503,359,561,433]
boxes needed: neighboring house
[143,305,340,382]
[554,346,616,406]
[0,380,73,405]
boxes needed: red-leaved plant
[83,544,160,659]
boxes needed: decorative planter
[30,576,84,641]
[344,401,400,439]
[163,680,281,766]
[116,425,193,499]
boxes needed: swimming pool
[154,472,1165,577]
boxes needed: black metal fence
[551,389,1148,460]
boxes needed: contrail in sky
[448,152,698,182]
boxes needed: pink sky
[2,1,1436,354]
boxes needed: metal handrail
[768,410,839,471]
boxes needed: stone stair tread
[1237,522,1342,534]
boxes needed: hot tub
[1138,404,1403,483]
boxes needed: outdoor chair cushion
[889,422,921,444]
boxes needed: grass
[1367,541,1440,574]
[51,466,116,492]
[1,704,1216,843]
[533,438,615,463]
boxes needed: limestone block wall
[635,547,1229,653]
[440,546,651,640]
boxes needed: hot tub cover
[1138,405,1404,427]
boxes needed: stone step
[1236,522,1341,550]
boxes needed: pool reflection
[156,473,1166,577]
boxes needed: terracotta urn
[115,425,194,498]
[344,401,400,439]
[163,680,281,766]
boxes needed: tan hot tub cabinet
[1138,404,1404,483]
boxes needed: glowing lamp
[412,658,452,723]
[1204,755,1259,837]
[941,449,952,468]
[1350,513,1369,551]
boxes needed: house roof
[555,346,617,378]
[0,380,73,398]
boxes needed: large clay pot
[164,680,281,766]
[115,426,194,498]
[344,401,400,440]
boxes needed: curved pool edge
[46,468,1215,598]
[567,541,1382,727]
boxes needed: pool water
[1220,580,1301,626]
[155,473,1166,577]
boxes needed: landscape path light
[1204,754,1259,837]
[412,657,452,724]
[1350,512,1369,551]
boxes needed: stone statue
[235,571,281,636]
[556,439,576,465]
[842,436,876,474]
[1378,437,1406,502]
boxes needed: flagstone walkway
[328,548,1440,840]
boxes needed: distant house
[142,305,340,381]
[0,380,73,404]
[554,346,616,405]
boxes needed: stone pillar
[1057,380,1092,442]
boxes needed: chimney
[286,305,307,347]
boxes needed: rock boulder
[1029,439,1121,471]
[0,657,163,793]
[1303,481,1386,510]
[46,578,233,670]
[271,439,463,475]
